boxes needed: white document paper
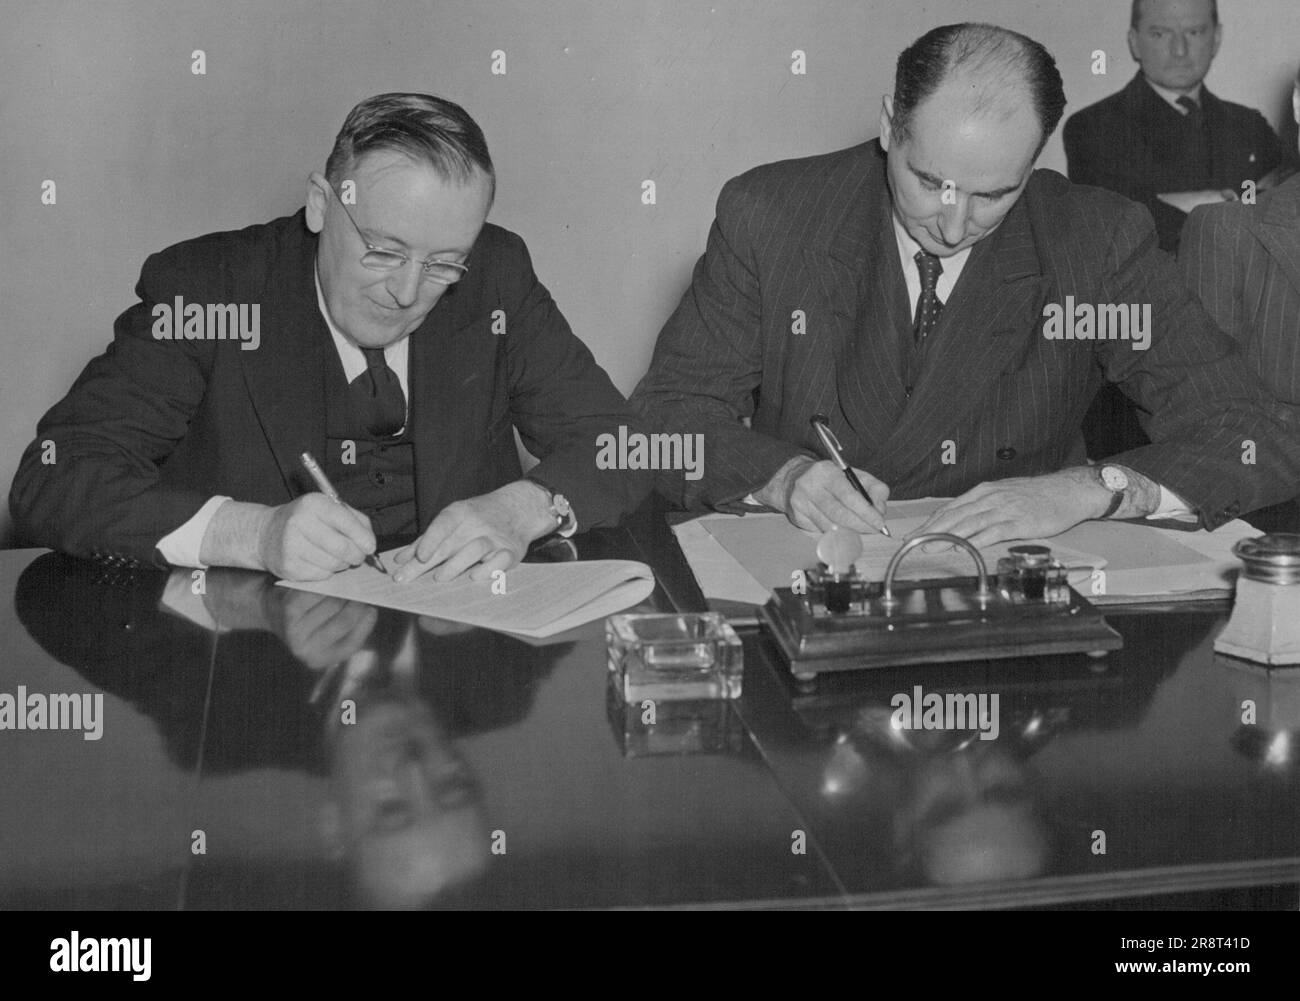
[278,554,656,639]
[672,497,1255,606]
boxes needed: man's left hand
[390,481,555,584]
[911,469,1110,548]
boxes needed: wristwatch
[524,477,578,538]
[1096,465,1128,520]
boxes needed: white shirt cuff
[156,496,233,568]
[1149,484,1197,521]
[158,569,222,632]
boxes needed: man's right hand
[256,494,378,580]
[199,494,377,581]
[753,456,890,534]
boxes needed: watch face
[1100,466,1129,492]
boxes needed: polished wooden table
[2,507,1298,909]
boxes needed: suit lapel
[1256,179,1300,299]
[825,153,911,464]
[1201,87,1239,179]
[880,198,1049,483]
[238,225,330,499]
[1126,72,1168,129]
[407,286,484,526]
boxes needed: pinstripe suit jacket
[1180,175,1300,405]
[630,140,1300,530]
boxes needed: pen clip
[817,422,844,454]
[809,415,845,458]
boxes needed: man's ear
[1210,23,1223,62]
[879,95,895,153]
[1127,27,1141,64]
[305,173,327,234]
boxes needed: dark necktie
[913,250,944,344]
[1176,95,1213,177]
[350,347,406,437]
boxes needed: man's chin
[346,318,417,349]
[923,238,973,258]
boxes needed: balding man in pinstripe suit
[631,23,1300,547]
[1180,69,1300,530]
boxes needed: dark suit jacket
[1180,174,1300,530]
[10,210,649,565]
[1181,174,1300,404]
[1064,72,1292,253]
[629,140,1300,530]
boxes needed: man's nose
[937,197,970,245]
[1171,33,1190,57]
[386,261,424,308]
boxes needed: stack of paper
[673,498,1257,607]
[279,555,656,639]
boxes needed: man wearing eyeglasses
[10,93,650,582]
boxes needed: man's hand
[257,494,377,581]
[390,481,555,584]
[199,495,377,581]
[912,466,1159,548]
[263,589,378,671]
[754,456,890,534]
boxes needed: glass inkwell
[805,526,874,613]
[995,544,1070,605]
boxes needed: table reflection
[15,554,571,908]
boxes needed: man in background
[1180,65,1300,531]
[1065,0,1293,254]
[1064,0,1295,458]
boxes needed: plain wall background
[4,0,1298,545]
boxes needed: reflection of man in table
[630,23,1300,546]
[14,554,565,908]
[1180,67,1300,532]
[10,93,649,584]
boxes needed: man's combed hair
[1131,0,1219,30]
[325,93,495,195]
[891,23,1067,155]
